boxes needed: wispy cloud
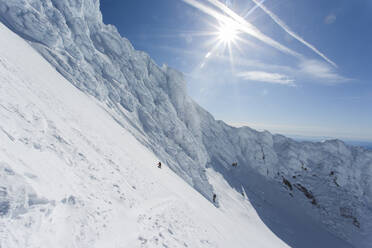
[325,14,336,24]
[299,59,350,83]
[237,71,295,86]
[251,0,337,68]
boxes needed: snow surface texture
[0,0,371,247]
[0,22,289,248]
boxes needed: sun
[198,18,243,69]
[218,21,239,43]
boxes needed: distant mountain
[345,141,372,150]
[289,135,372,150]
[0,1,371,247]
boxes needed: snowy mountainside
[0,22,288,247]
[0,0,372,247]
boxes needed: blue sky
[101,0,372,141]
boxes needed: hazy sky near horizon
[101,0,372,141]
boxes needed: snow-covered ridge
[0,0,371,247]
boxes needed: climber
[157,161,162,169]
[232,162,238,167]
[213,194,217,203]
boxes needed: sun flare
[218,21,239,43]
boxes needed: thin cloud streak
[251,0,338,68]
[237,71,295,86]
[299,59,350,83]
[243,0,266,18]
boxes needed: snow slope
[0,0,372,247]
[0,22,288,248]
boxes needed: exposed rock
[282,177,293,191]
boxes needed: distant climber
[232,162,238,167]
[213,194,217,203]
[157,162,161,169]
